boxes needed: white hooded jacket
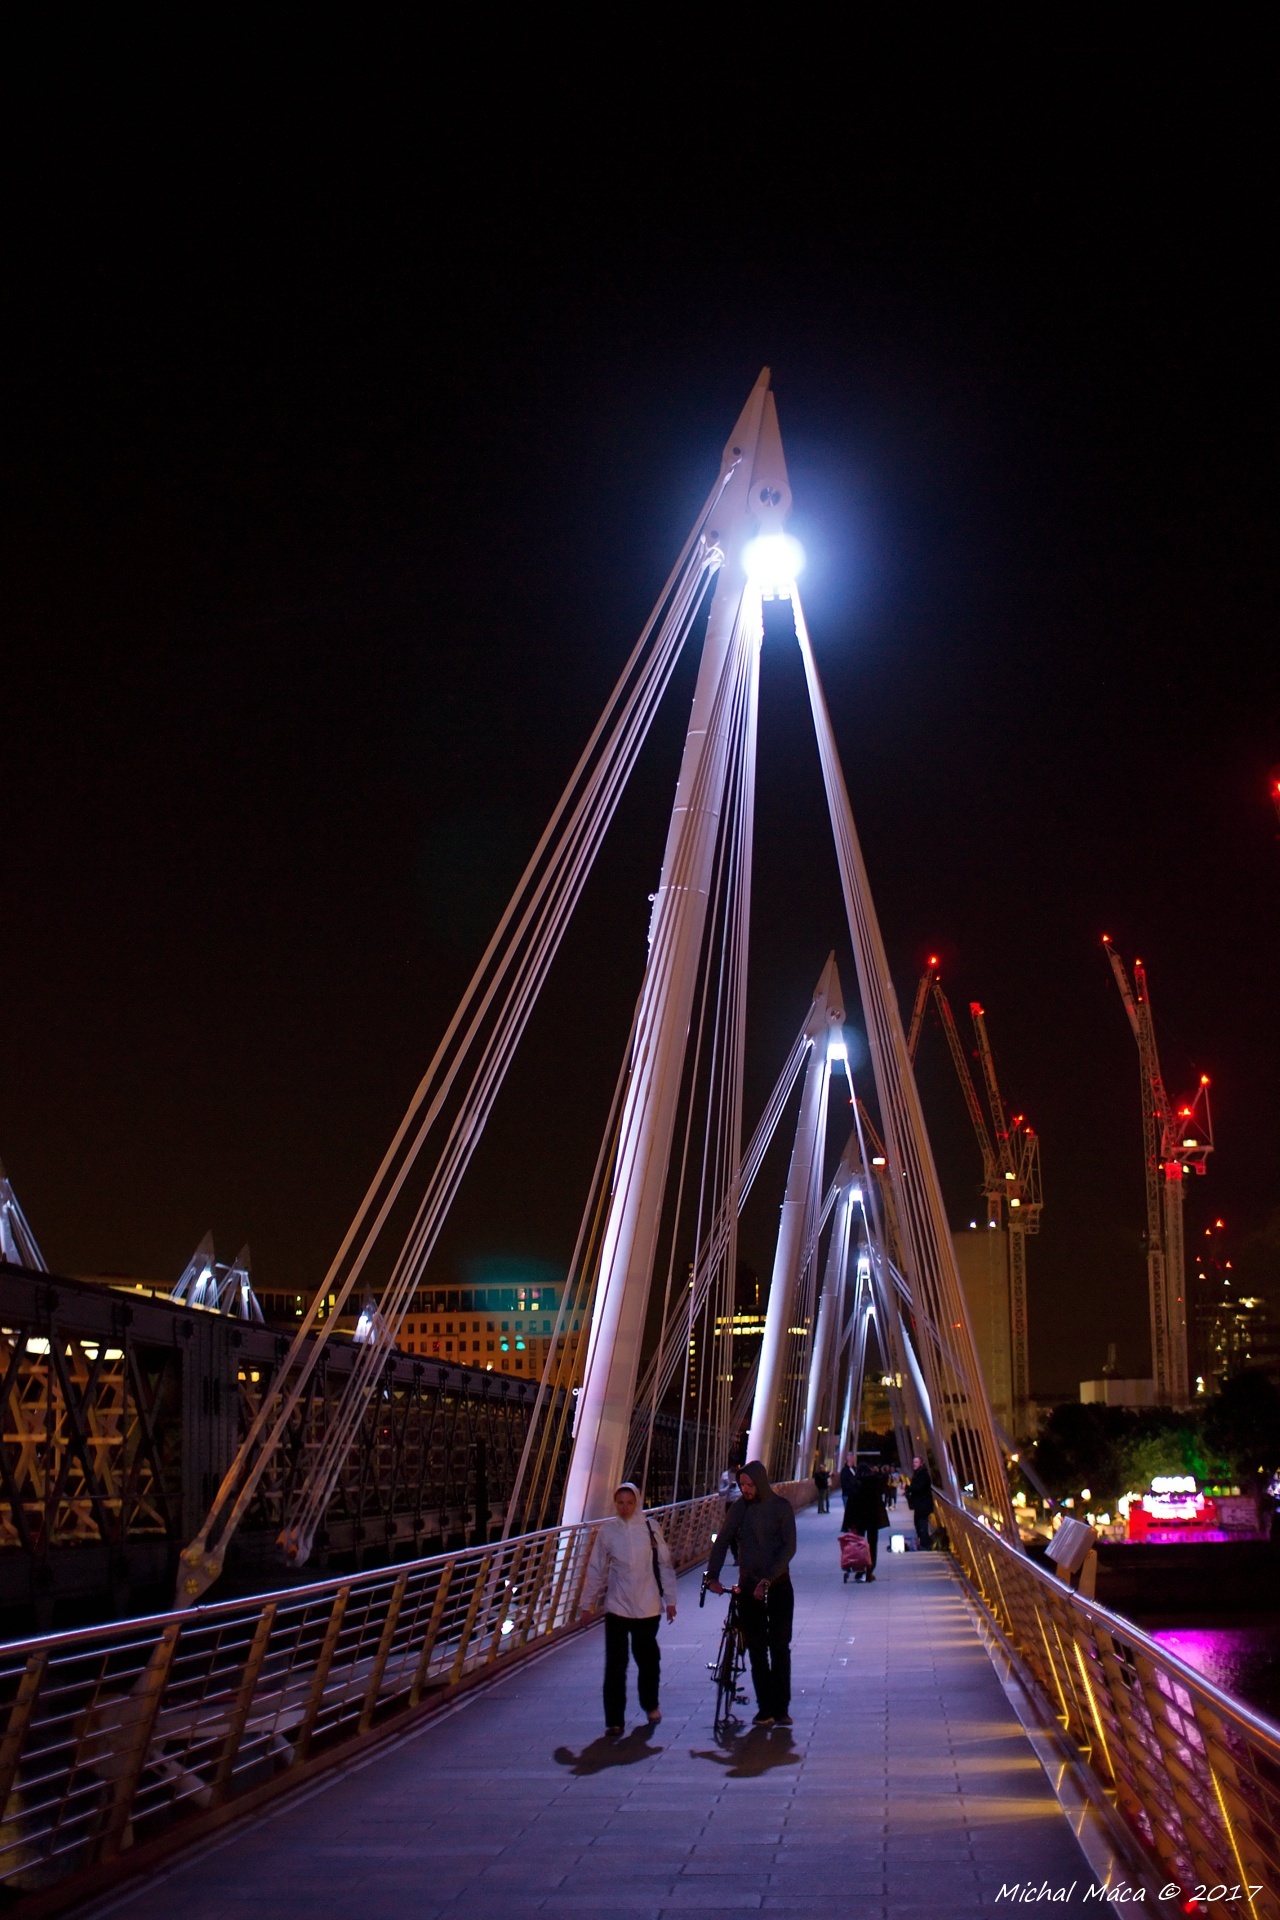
[581,1493,677,1618]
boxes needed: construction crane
[908,958,1041,1423]
[1103,938,1212,1408]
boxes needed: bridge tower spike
[745,956,844,1475]
[562,370,783,1523]
[796,1129,859,1478]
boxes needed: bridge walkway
[86,1506,1105,1919]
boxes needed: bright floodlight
[743,532,804,593]
[827,1032,848,1064]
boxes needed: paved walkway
[94,1507,1104,1918]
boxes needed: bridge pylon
[562,370,787,1522]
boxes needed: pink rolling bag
[839,1531,872,1579]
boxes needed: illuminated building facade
[1190,1218,1273,1393]
[395,1280,581,1378]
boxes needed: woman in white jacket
[579,1481,678,1735]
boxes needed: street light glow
[743,532,804,593]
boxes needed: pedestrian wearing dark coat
[907,1455,935,1548]
[705,1461,797,1726]
[843,1468,890,1579]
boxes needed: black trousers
[865,1526,880,1572]
[603,1612,661,1726]
[736,1576,793,1717]
[913,1507,932,1547]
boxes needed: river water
[1146,1618,1280,1725]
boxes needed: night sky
[4,31,1277,1394]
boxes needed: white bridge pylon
[178,371,1014,1600]
[564,373,1013,1531]
[743,956,843,1475]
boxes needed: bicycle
[700,1574,748,1728]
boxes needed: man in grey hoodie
[705,1461,797,1726]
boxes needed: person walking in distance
[705,1462,797,1727]
[839,1450,858,1514]
[908,1455,935,1549]
[579,1482,677,1735]
[844,1465,890,1580]
[813,1459,831,1514]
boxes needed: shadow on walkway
[553,1726,664,1775]
[689,1726,801,1778]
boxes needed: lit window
[516,1338,525,1351]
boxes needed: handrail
[0,1481,812,1905]
[939,1493,1280,1916]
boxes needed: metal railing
[0,1480,810,1903]
[941,1495,1280,1916]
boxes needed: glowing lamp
[827,1034,848,1063]
[743,532,804,594]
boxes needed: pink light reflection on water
[1149,1624,1280,1725]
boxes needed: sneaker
[865,1572,877,1582]
[774,1712,793,1727]
[647,1709,662,1724]
[604,1724,624,1737]
[752,1712,775,1727]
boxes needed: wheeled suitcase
[839,1531,872,1581]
